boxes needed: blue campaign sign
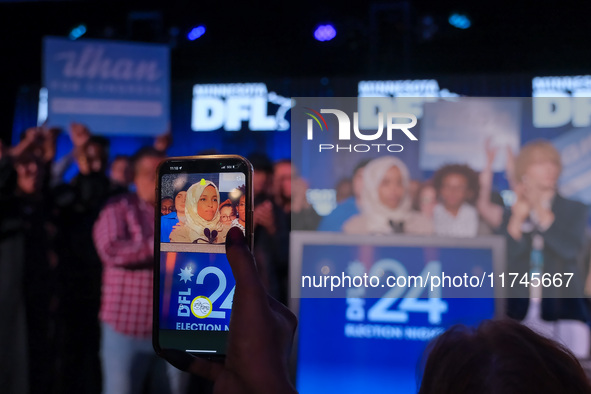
[43,37,169,136]
[159,251,234,331]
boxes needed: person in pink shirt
[93,147,173,394]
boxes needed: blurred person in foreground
[419,319,591,394]
[93,147,179,394]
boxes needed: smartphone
[153,155,253,357]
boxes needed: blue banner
[43,37,169,136]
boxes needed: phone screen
[154,156,252,356]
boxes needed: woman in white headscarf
[343,156,432,235]
[170,179,227,243]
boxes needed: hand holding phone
[154,155,254,356]
[162,228,298,394]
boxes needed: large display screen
[290,233,505,393]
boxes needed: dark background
[1,0,590,144]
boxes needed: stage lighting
[188,25,206,41]
[314,24,336,42]
[69,24,87,40]
[448,13,471,29]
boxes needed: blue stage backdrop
[11,72,591,206]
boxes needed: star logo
[178,266,194,283]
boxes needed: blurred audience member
[3,131,59,394]
[419,319,591,394]
[317,159,369,232]
[109,154,133,190]
[343,156,432,235]
[93,147,175,393]
[247,153,285,300]
[249,153,274,201]
[161,196,174,216]
[0,142,28,394]
[432,164,489,237]
[335,177,353,203]
[13,151,57,394]
[52,132,123,393]
[275,159,321,231]
[502,140,590,358]
[413,180,436,220]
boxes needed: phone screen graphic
[154,157,251,355]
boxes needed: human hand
[41,126,61,162]
[161,227,298,394]
[520,177,555,229]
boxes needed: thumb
[225,227,265,298]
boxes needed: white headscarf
[184,180,223,243]
[359,156,411,234]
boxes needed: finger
[225,227,266,297]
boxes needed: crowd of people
[1,120,591,393]
[0,123,314,393]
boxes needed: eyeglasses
[220,214,236,221]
